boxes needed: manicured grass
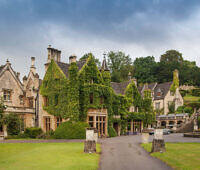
[142,143,200,170]
[0,143,100,170]
[184,95,200,103]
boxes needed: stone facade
[0,58,39,136]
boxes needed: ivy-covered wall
[40,55,155,133]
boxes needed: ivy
[170,69,179,94]
[125,80,142,108]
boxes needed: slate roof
[153,82,173,100]
[111,80,131,95]
[56,60,86,78]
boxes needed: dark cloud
[0,0,200,77]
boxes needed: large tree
[133,56,157,84]
[160,50,183,63]
[107,51,133,82]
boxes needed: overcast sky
[0,0,200,79]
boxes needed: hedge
[53,121,89,139]
[24,127,43,138]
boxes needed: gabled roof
[111,80,131,95]
[56,60,86,78]
[154,82,173,100]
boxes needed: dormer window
[3,89,11,101]
[157,89,162,97]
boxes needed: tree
[107,51,134,82]
[133,56,157,84]
[160,50,183,63]
[80,53,101,67]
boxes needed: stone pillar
[84,128,97,153]
[3,125,7,137]
[151,129,166,153]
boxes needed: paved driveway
[99,133,200,170]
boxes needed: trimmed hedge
[24,127,43,138]
[108,126,117,137]
[53,121,89,139]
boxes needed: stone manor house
[0,46,184,137]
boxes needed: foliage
[108,126,117,137]
[176,106,193,115]
[24,127,43,138]
[0,143,100,170]
[67,62,80,121]
[197,117,200,128]
[80,53,101,67]
[107,51,133,82]
[170,69,179,95]
[53,121,89,139]
[191,88,200,97]
[125,80,142,108]
[5,113,23,135]
[180,90,188,97]
[0,99,6,126]
[160,50,183,63]
[133,56,157,84]
[168,101,175,114]
[40,60,68,118]
[79,54,113,121]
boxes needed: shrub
[6,113,23,135]
[108,126,117,137]
[53,121,89,139]
[24,127,43,138]
[180,90,188,97]
[191,89,200,97]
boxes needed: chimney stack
[69,55,77,64]
[30,57,36,74]
[47,45,61,63]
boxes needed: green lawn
[184,95,200,103]
[142,143,200,170]
[0,143,100,170]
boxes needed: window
[19,96,24,104]
[157,92,161,97]
[90,93,93,104]
[43,96,49,107]
[100,96,104,104]
[55,95,58,106]
[28,97,34,108]
[155,102,160,110]
[3,90,11,101]
[45,117,51,132]
[56,117,62,128]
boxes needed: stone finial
[101,53,109,71]
[31,57,35,67]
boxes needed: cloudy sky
[0,0,200,78]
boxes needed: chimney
[69,55,77,64]
[47,45,61,63]
[30,57,36,74]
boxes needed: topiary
[53,121,89,139]
[108,126,117,137]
